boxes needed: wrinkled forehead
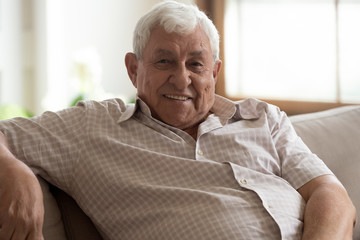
[144,26,213,59]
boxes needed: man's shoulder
[76,98,129,111]
[229,97,280,119]
[74,98,135,119]
[233,97,269,108]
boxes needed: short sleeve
[0,104,87,191]
[266,105,333,189]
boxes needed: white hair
[133,1,220,61]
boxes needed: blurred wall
[0,0,194,115]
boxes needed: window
[224,0,360,109]
[338,0,360,102]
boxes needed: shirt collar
[210,95,261,121]
[210,95,237,125]
[235,98,266,120]
[117,95,151,124]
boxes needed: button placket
[195,137,205,159]
[235,175,249,187]
[240,178,247,185]
[263,202,271,210]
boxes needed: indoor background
[0,0,359,118]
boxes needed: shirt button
[240,179,247,185]
[197,150,204,156]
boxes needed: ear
[125,52,139,88]
[212,60,222,84]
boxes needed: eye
[154,59,173,70]
[189,61,204,72]
[191,62,203,67]
[157,59,170,64]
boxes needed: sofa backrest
[290,105,360,240]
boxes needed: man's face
[127,26,221,131]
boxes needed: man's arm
[298,174,356,240]
[0,131,44,240]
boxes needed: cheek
[205,84,216,105]
[202,77,216,97]
[137,69,156,93]
[137,71,166,105]
[195,79,216,109]
[204,84,213,94]
[135,72,154,102]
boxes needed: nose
[169,63,191,90]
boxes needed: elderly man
[0,1,356,239]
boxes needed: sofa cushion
[38,177,67,240]
[290,105,360,239]
[50,185,103,240]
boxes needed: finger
[10,229,28,240]
[28,214,44,240]
[0,223,15,240]
[7,217,44,240]
[23,220,44,240]
[26,231,44,240]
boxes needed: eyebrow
[153,49,205,58]
[189,50,204,57]
[154,49,174,57]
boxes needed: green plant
[0,104,34,120]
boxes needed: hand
[0,160,44,240]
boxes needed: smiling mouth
[164,95,191,101]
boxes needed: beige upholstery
[38,177,67,239]
[39,105,360,239]
[290,105,360,240]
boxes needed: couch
[39,105,360,239]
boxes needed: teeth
[165,95,190,101]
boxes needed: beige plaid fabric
[0,95,332,239]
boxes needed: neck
[183,111,212,140]
[184,126,199,140]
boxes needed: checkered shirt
[0,95,333,240]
